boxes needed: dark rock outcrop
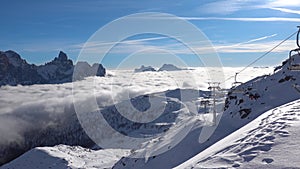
[0,50,106,86]
[134,65,156,73]
[158,64,182,71]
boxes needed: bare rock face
[0,50,106,86]
[0,50,42,86]
[134,65,156,73]
[158,64,182,71]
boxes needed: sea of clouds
[0,67,273,163]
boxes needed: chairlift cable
[221,30,298,85]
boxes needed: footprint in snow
[262,158,274,164]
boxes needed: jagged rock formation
[0,51,43,86]
[73,61,106,81]
[0,50,106,86]
[134,65,156,73]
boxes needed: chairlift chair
[288,26,300,71]
[231,73,244,94]
[200,99,211,114]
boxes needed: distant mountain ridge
[158,63,182,71]
[0,50,106,86]
[134,65,156,72]
[134,64,184,73]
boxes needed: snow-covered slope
[1,145,130,169]
[111,55,300,168]
[177,99,300,169]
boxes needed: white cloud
[269,7,300,15]
[69,36,170,55]
[180,17,300,22]
[197,0,300,15]
[134,34,292,54]
[0,68,275,162]
[267,0,300,7]
[70,33,293,56]
[197,0,246,14]
[214,40,296,53]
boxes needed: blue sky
[1,0,300,68]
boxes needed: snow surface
[1,145,130,169]
[177,99,300,169]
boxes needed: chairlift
[208,82,221,91]
[231,73,244,94]
[200,99,211,114]
[288,26,300,71]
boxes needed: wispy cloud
[76,33,293,55]
[197,0,300,16]
[163,39,295,54]
[179,17,300,22]
[242,34,278,44]
[197,0,247,15]
[213,40,295,53]
[217,34,278,49]
[260,0,300,15]
[267,0,300,7]
[69,36,170,55]
[133,14,300,22]
[73,36,169,49]
[269,7,300,15]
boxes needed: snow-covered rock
[134,65,156,73]
[37,51,74,84]
[0,50,43,86]
[158,64,182,71]
[177,99,300,168]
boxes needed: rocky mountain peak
[58,51,68,61]
[4,50,26,67]
[0,50,106,86]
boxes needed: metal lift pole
[212,86,217,125]
[297,26,300,48]
[208,82,221,126]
